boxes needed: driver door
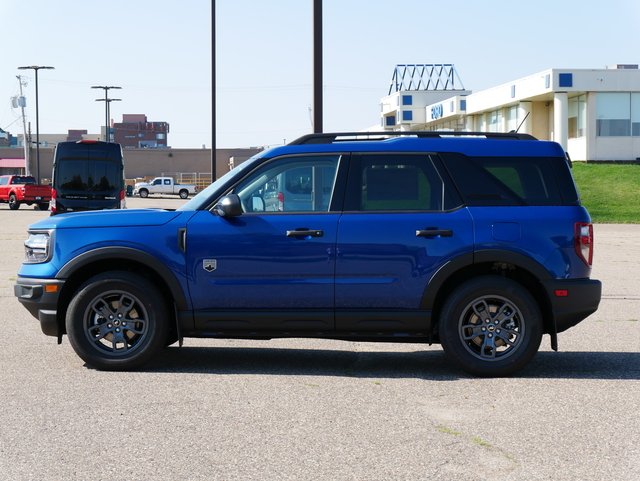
[186,154,346,332]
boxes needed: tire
[65,271,169,371]
[37,202,50,211]
[439,276,543,377]
[139,189,149,198]
[179,189,188,199]
[8,194,19,210]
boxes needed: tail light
[120,190,126,209]
[574,222,593,267]
[50,188,57,214]
[278,192,284,211]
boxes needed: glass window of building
[632,93,640,136]
[487,110,502,132]
[597,93,631,136]
[569,95,587,138]
[506,106,518,132]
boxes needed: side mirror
[213,194,243,217]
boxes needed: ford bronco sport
[14,132,602,376]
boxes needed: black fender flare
[421,249,558,347]
[57,246,189,311]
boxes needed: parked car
[14,132,601,376]
[133,177,197,199]
[0,175,51,210]
[51,140,126,215]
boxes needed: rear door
[335,153,473,333]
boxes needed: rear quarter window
[440,153,567,206]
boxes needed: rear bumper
[542,278,602,333]
[23,196,51,202]
[14,277,65,337]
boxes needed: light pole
[91,86,122,141]
[18,65,54,184]
[211,0,216,181]
[95,98,121,141]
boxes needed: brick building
[113,114,169,149]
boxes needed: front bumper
[14,276,65,337]
[542,278,602,333]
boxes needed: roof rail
[288,131,538,145]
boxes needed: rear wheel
[37,202,50,211]
[439,276,543,377]
[66,271,169,371]
[8,194,19,210]
[179,189,188,199]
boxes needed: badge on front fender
[203,259,217,272]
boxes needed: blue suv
[14,132,601,376]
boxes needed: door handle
[416,228,453,237]
[286,229,324,238]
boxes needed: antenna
[511,111,530,133]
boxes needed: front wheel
[439,276,543,377]
[8,194,19,210]
[139,189,149,198]
[66,271,169,371]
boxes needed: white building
[380,64,640,161]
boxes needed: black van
[51,141,126,215]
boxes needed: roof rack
[288,131,538,145]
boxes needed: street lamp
[91,86,122,141]
[18,65,54,184]
[95,98,121,141]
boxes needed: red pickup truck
[0,175,52,210]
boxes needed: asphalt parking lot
[1,197,638,480]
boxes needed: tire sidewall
[439,276,543,377]
[66,272,169,371]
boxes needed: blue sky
[2,0,639,148]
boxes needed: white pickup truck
[133,177,198,199]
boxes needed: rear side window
[441,153,564,206]
[350,154,455,211]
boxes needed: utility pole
[15,75,30,176]
[313,0,323,133]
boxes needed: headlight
[24,230,53,263]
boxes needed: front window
[234,155,340,213]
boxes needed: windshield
[176,152,268,211]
